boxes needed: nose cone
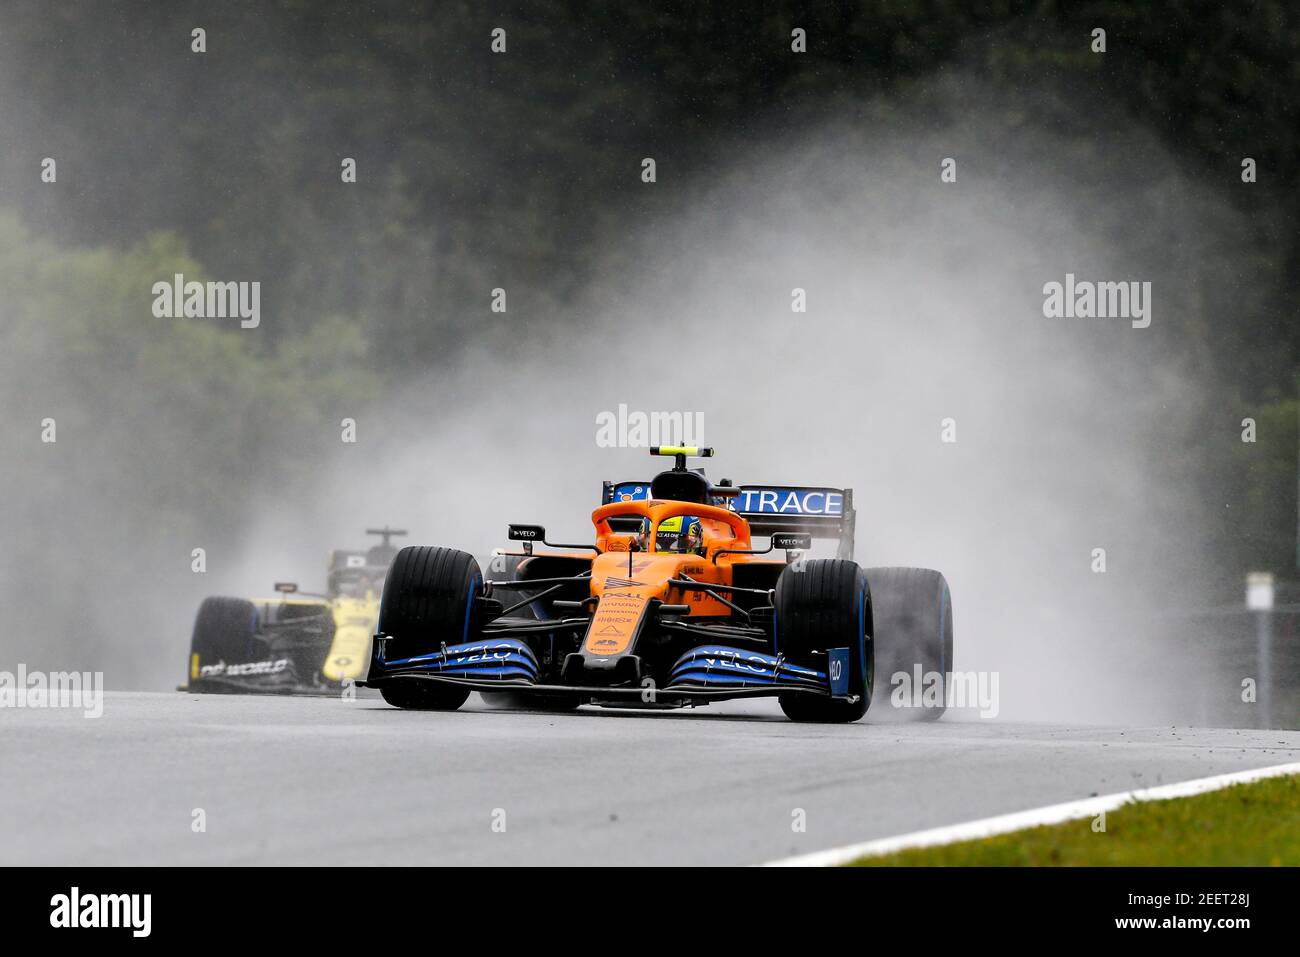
[575,553,687,675]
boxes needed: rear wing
[602,481,856,560]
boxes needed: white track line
[764,760,1300,867]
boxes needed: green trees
[0,212,374,544]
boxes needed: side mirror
[507,523,600,555]
[770,533,812,552]
[508,524,545,555]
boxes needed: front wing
[361,631,849,707]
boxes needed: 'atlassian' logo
[733,488,843,516]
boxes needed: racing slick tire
[865,567,953,722]
[376,545,480,711]
[775,559,873,723]
[189,596,259,674]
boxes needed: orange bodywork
[580,499,763,660]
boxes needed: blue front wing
[370,637,843,700]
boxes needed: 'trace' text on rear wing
[601,481,856,559]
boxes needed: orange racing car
[361,447,953,722]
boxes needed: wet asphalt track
[2,692,1298,865]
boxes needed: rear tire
[866,567,952,722]
[376,546,481,711]
[189,596,259,674]
[774,559,873,723]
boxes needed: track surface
[3,692,1297,865]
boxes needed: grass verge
[849,774,1300,866]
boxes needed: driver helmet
[656,515,703,555]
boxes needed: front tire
[189,596,259,678]
[774,559,873,723]
[376,546,481,711]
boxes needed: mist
[180,75,1231,724]
[0,54,1253,723]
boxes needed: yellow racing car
[182,528,404,694]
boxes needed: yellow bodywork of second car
[244,593,378,684]
[324,593,380,682]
